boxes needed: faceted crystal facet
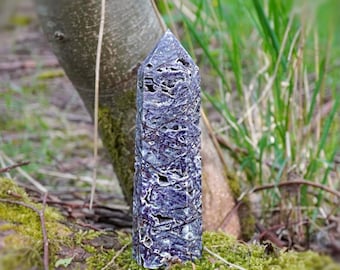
[133,30,202,269]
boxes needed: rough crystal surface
[133,30,202,269]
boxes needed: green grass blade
[252,0,287,70]
[183,17,231,92]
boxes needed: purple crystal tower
[133,30,202,269]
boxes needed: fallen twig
[216,134,249,155]
[41,193,49,270]
[0,154,11,179]
[102,242,130,270]
[76,221,101,231]
[252,180,340,199]
[217,200,243,231]
[201,109,228,169]
[204,246,247,270]
[0,161,30,174]
[256,222,286,248]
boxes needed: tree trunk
[35,0,240,236]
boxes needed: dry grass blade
[38,169,114,187]
[0,161,30,173]
[102,242,130,270]
[152,0,167,32]
[204,246,247,270]
[90,0,106,210]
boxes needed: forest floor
[0,1,339,269]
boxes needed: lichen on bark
[98,101,135,204]
[225,168,255,240]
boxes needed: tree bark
[35,0,240,235]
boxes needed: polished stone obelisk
[133,30,202,269]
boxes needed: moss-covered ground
[0,177,69,269]
[1,177,339,270]
[0,177,121,269]
[115,232,340,270]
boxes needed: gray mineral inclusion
[133,30,202,269]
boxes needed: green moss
[9,15,32,26]
[83,231,129,269]
[226,169,255,240]
[0,178,71,270]
[74,229,102,246]
[238,195,256,240]
[0,180,123,270]
[37,69,65,80]
[0,177,30,201]
[86,248,116,269]
[98,103,135,205]
[113,231,340,270]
